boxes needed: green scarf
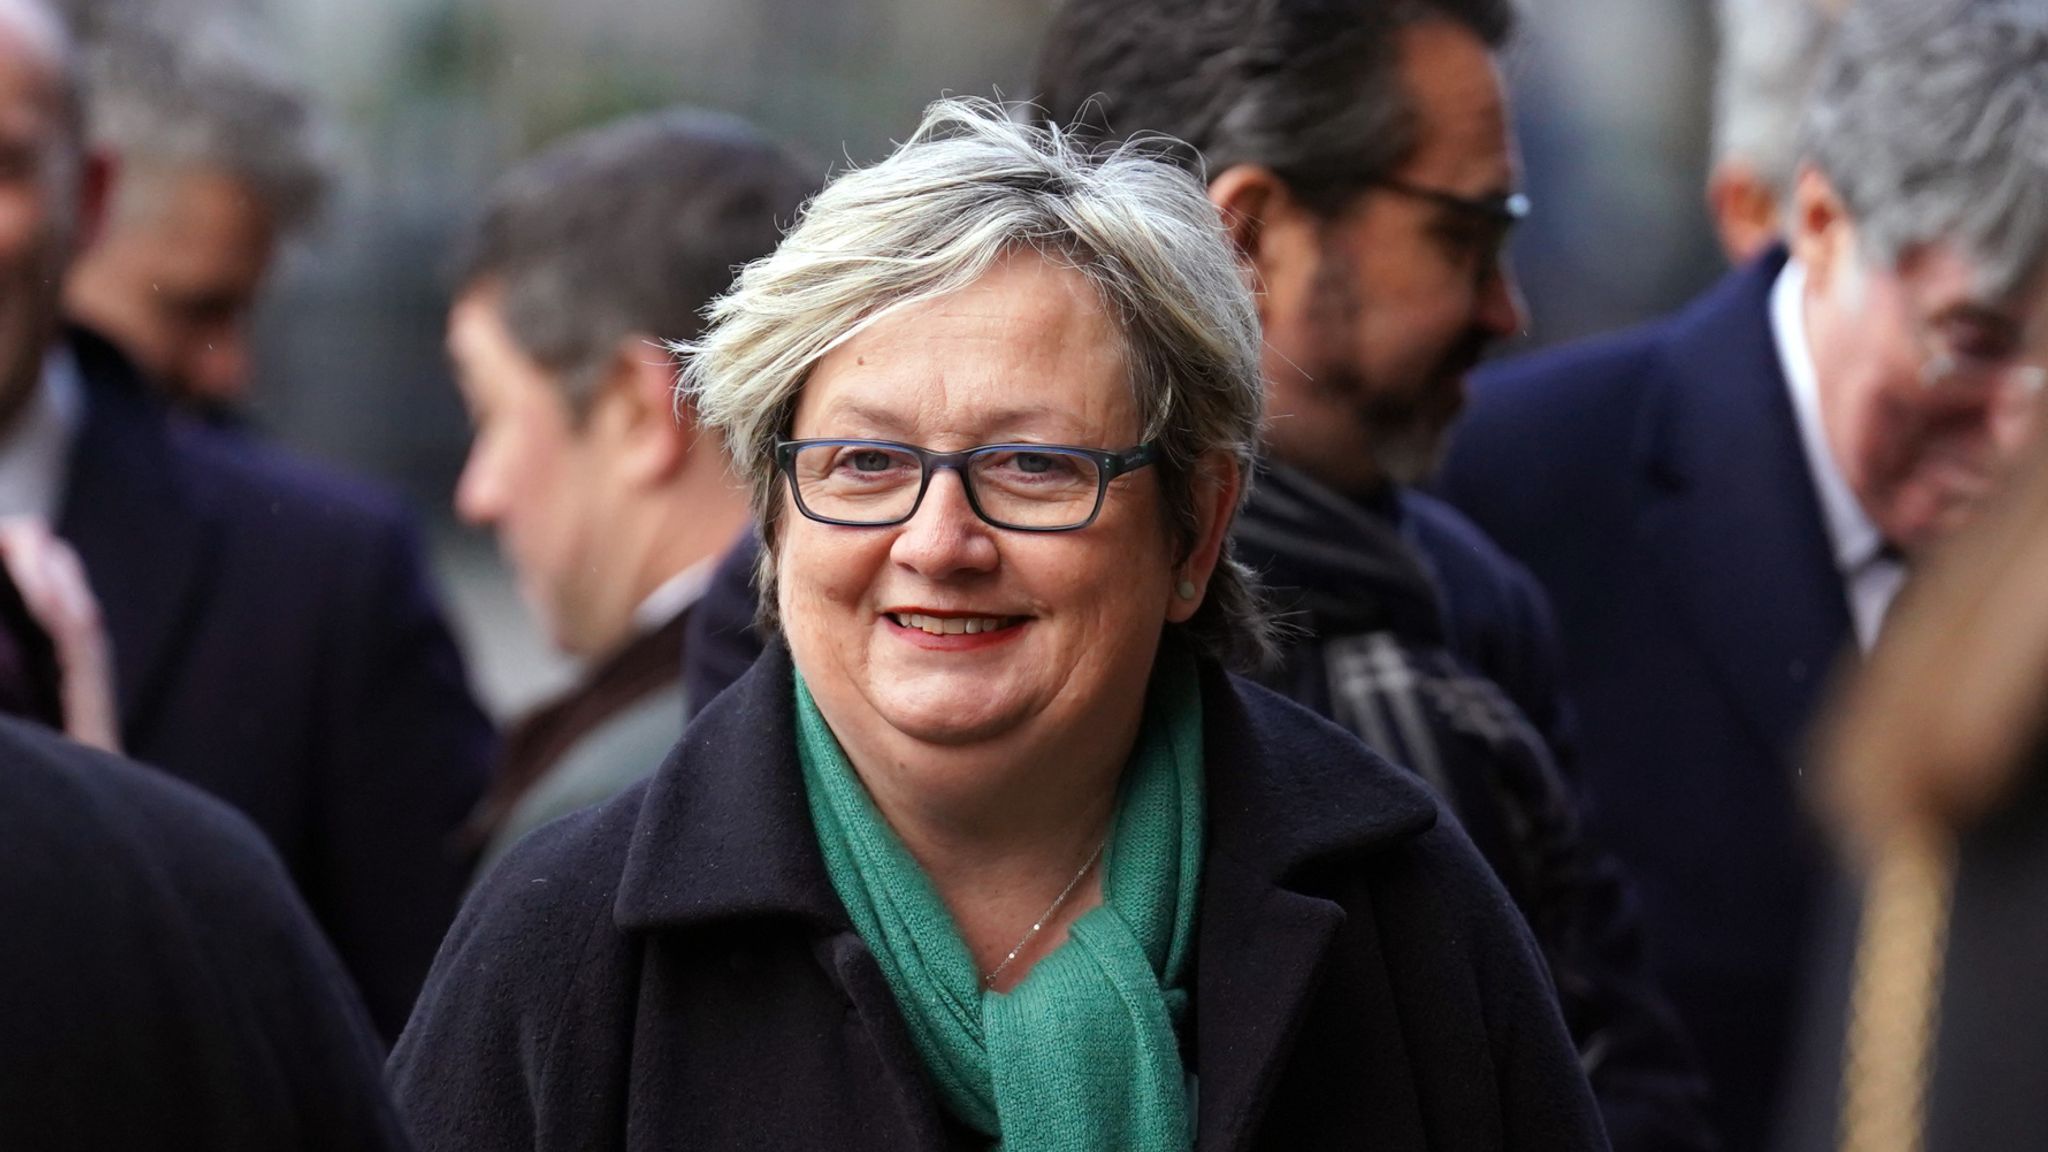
[795,649,1205,1151]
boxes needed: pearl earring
[1176,579,1197,601]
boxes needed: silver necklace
[982,839,1107,990]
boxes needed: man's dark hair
[452,107,815,412]
[1034,0,1514,214]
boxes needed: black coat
[0,717,411,1150]
[393,641,1606,1151]
[56,329,495,1040]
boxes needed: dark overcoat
[1436,247,1846,1148]
[56,328,495,1040]
[392,641,1607,1151]
[0,717,411,1150]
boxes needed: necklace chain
[982,839,1107,990]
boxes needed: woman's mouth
[885,612,1024,636]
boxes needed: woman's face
[777,254,1201,770]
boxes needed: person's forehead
[1390,20,1514,188]
[796,260,1138,439]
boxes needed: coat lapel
[1193,665,1439,1152]
[1631,250,1854,767]
[614,642,957,1151]
[54,332,212,742]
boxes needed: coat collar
[55,329,212,739]
[613,635,1439,927]
[613,639,847,933]
[1629,246,1854,763]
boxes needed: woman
[391,98,1602,1151]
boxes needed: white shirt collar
[1772,259,1885,572]
[630,553,719,633]
[0,345,85,523]
[1771,258,1902,650]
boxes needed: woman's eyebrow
[815,400,1086,437]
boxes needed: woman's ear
[1166,450,1243,624]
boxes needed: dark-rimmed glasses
[1367,177,1531,227]
[774,438,1160,532]
[1367,177,1529,284]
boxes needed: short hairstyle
[678,97,1271,667]
[1803,0,2048,296]
[82,12,329,232]
[1711,0,1838,202]
[1032,0,1514,213]
[455,107,814,414]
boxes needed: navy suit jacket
[55,329,494,1042]
[1436,248,1848,1149]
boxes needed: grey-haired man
[1439,2,2048,1145]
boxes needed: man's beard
[1319,332,1489,487]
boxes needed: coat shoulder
[167,420,418,555]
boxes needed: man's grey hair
[1033,0,1514,214]
[1711,0,1838,202]
[1804,0,2048,295]
[678,97,1272,667]
[453,106,814,417]
[82,12,328,231]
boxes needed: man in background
[0,0,492,1041]
[1706,0,1840,264]
[1439,2,2048,1144]
[447,108,810,872]
[64,10,324,422]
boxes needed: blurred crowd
[2,0,2046,1149]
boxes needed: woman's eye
[1014,452,1054,474]
[848,450,893,472]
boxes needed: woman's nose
[890,469,999,577]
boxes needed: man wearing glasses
[1436,2,2048,1147]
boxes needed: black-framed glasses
[1367,177,1531,226]
[774,438,1161,532]
[1372,177,1528,282]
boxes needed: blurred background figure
[1775,429,2048,1152]
[0,0,492,1043]
[0,715,413,1151]
[64,8,326,423]
[1706,0,1841,265]
[446,107,810,873]
[1438,1,2048,1145]
[0,315,406,1148]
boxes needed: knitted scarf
[794,649,1204,1151]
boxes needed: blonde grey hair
[1804,0,2048,296]
[677,96,1271,667]
[83,11,329,232]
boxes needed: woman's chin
[870,689,1037,748]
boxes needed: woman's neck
[830,706,1141,990]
